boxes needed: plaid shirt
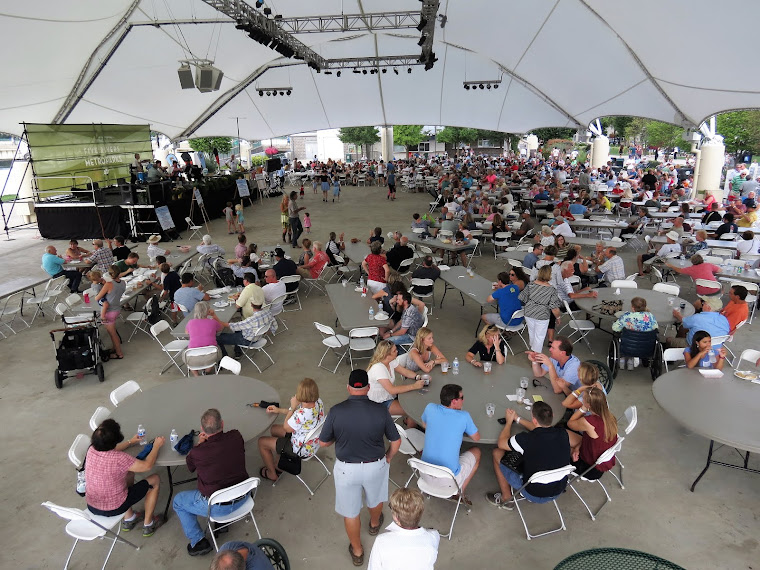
[84,448,135,510]
[89,247,114,273]
[228,307,276,341]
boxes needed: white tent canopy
[3,0,760,140]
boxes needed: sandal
[259,466,278,482]
[348,543,364,566]
[368,512,384,536]
[111,354,124,360]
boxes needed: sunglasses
[532,378,546,389]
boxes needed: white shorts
[422,450,478,489]
[367,279,386,294]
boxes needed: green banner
[25,124,152,194]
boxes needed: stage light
[362,69,367,75]
[479,84,484,89]
[439,15,447,28]
[263,7,272,15]
[353,68,361,74]
[259,90,264,96]
[408,68,412,73]
[272,91,277,96]
[487,84,491,89]
[324,70,333,75]
[266,91,271,96]
[336,71,341,77]
[287,89,291,95]
[393,68,399,75]
[382,68,387,74]
[416,18,427,31]
[418,36,426,46]
[255,0,264,7]
[464,84,470,90]
[279,91,285,96]
[493,83,499,89]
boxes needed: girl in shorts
[332,175,341,202]
[94,265,127,359]
[223,202,235,234]
[303,212,312,234]
[235,203,245,234]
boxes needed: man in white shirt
[261,269,286,312]
[196,234,225,258]
[637,230,681,275]
[368,488,439,570]
[551,216,575,238]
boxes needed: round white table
[110,375,279,517]
[398,361,565,444]
[652,367,760,491]
[574,288,695,329]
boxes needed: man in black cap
[319,370,401,567]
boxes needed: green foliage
[600,116,634,138]
[475,130,508,145]
[337,127,380,155]
[531,127,576,144]
[624,119,686,148]
[716,110,760,154]
[189,136,233,155]
[436,127,479,147]
[393,125,426,150]
[249,155,267,167]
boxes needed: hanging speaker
[178,65,194,89]
[195,65,223,92]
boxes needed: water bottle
[83,291,90,304]
[170,428,179,449]
[137,424,146,445]
[76,471,86,495]
[709,349,717,365]
[452,357,460,375]
[359,276,365,289]
[369,306,374,320]
[745,262,751,273]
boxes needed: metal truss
[275,11,422,33]
[325,56,428,70]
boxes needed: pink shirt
[186,318,224,348]
[678,263,720,294]
[85,448,135,510]
[234,243,247,260]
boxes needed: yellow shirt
[601,196,612,211]
[737,211,757,228]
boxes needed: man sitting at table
[512,210,535,239]
[173,409,249,557]
[701,203,723,225]
[115,252,147,278]
[411,256,440,295]
[111,235,131,261]
[714,213,738,238]
[262,269,286,310]
[197,234,226,258]
[620,208,648,238]
[42,245,82,293]
[233,272,264,319]
[737,203,758,228]
[720,284,749,334]
[217,287,276,358]
[636,230,681,276]
[379,291,423,349]
[85,239,115,274]
[522,243,543,270]
[174,273,210,316]
[594,247,625,287]
[568,197,587,217]
[667,295,730,348]
[663,254,720,296]
[657,216,686,239]
[486,402,571,510]
[527,336,581,395]
[551,215,575,239]
[482,271,523,328]
[420,384,481,503]
[386,235,415,271]
[411,213,433,237]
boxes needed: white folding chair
[662,347,686,373]
[0,290,30,334]
[25,277,62,324]
[734,348,760,372]
[272,420,332,496]
[89,406,111,431]
[512,465,576,540]
[125,305,151,342]
[609,407,637,489]
[237,324,275,373]
[407,458,471,540]
[207,477,262,552]
[389,424,425,489]
[495,309,530,354]
[183,345,221,375]
[410,278,435,315]
[185,216,203,240]
[69,433,90,469]
[109,380,142,407]
[559,300,596,353]
[397,257,415,281]
[568,437,625,520]
[723,319,746,362]
[652,283,680,296]
[314,322,349,373]
[347,327,378,368]
[265,293,288,335]
[216,355,242,375]
[150,320,189,376]
[610,279,637,289]
[695,279,721,296]
[41,501,139,570]
[280,275,302,311]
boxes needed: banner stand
[189,187,211,235]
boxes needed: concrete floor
[1,184,758,570]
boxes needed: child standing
[223,202,235,234]
[332,175,341,202]
[235,203,245,234]
[299,181,305,198]
[303,212,312,234]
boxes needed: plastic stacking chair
[512,465,576,540]
[280,275,302,311]
[389,424,425,489]
[237,325,275,373]
[68,433,90,469]
[410,278,435,315]
[150,320,189,376]
[314,322,349,373]
[41,501,139,570]
[109,380,142,407]
[207,477,261,551]
[272,420,332,496]
[495,309,530,354]
[217,356,242,375]
[559,301,596,353]
[89,406,111,431]
[568,437,625,520]
[609,407,637,489]
[0,290,30,334]
[347,327,378,368]
[407,458,470,540]
[183,346,221,375]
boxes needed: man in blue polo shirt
[568,198,587,216]
[420,384,481,500]
[528,336,581,395]
[482,271,523,328]
[667,295,730,348]
[41,245,82,293]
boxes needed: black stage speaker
[178,65,194,89]
[196,65,224,92]
[266,157,282,173]
[120,184,135,205]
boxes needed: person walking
[319,369,401,567]
[288,191,306,248]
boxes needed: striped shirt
[518,282,561,320]
[598,255,625,283]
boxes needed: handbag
[500,450,524,474]
[277,433,302,475]
[175,430,198,455]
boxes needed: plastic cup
[342,280,348,287]
[441,361,449,374]
[520,377,529,389]
[421,374,431,386]
[486,403,495,418]
[483,362,492,374]
[516,387,526,402]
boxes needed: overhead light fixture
[464,84,470,90]
[382,68,387,74]
[493,83,499,89]
[255,0,264,7]
[416,18,427,31]
[286,89,291,95]
[279,91,284,96]
[336,70,341,77]
[408,67,412,74]
[462,79,502,91]
[266,91,271,96]
[353,68,361,74]
[418,36,426,46]
[439,14,447,28]
[479,84,484,89]
[487,84,491,89]
[259,86,293,96]
[263,7,272,15]
[394,68,399,75]
[258,90,264,96]
[362,69,367,75]
[272,91,277,96]
[324,70,333,75]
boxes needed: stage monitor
[266,157,281,173]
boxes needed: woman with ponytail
[566,387,618,479]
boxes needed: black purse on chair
[277,434,302,475]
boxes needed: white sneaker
[626,359,634,371]
[633,357,640,367]
[619,358,626,368]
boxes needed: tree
[531,127,576,144]
[475,130,508,147]
[437,127,479,148]
[623,119,686,149]
[189,136,232,155]
[393,125,427,151]
[337,126,380,157]
[600,116,634,139]
[716,110,760,155]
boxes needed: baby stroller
[49,314,106,389]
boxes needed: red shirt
[85,448,136,510]
[677,263,720,295]
[187,430,248,498]
[721,301,749,333]
[580,414,617,472]
[365,253,387,283]
[303,250,329,279]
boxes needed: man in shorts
[319,369,401,567]
[482,271,523,328]
[419,384,481,503]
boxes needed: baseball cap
[698,294,723,311]
[665,231,680,241]
[273,247,286,258]
[348,369,369,388]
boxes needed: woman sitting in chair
[367,341,425,422]
[184,301,224,376]
[566,387,618,480]
[404,327,447,373]
[562,362,607,412]
[611,296,658,370]
[684,330,727,370]
[258,377,325,482]
[465,324,507,367]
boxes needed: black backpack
[146,296,162,325]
